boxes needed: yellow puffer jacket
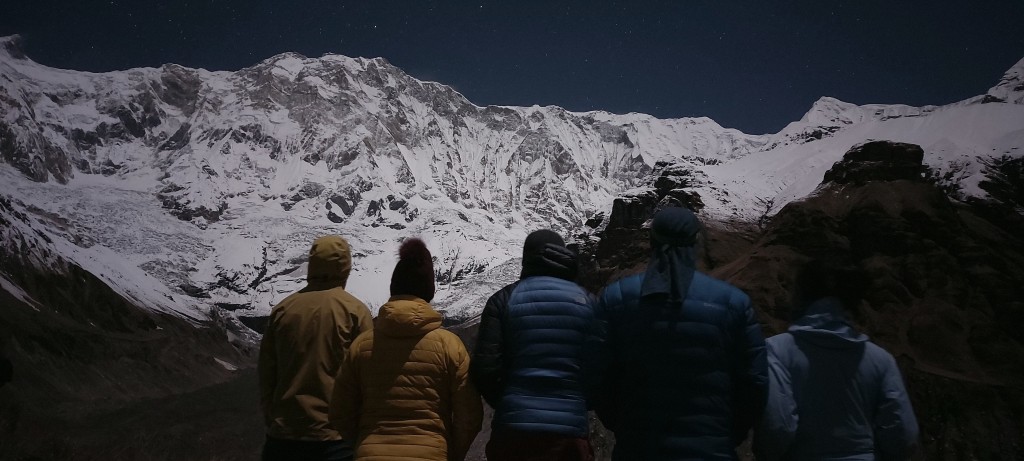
[259,235,374,441]
[331,296,483,461]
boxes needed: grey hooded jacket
[754,297,919,461]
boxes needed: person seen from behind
[753,259,919,460]
[470,229,605,461]
[0,333,11,389]
[330,237,483,461]
[259,235,373,461]
[596,206,768,460]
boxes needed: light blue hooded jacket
[754,297,919,461]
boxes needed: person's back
[597,207,767,461]
[330,238,482,461]
[471,229,604,461]
[0,333,11,388]
[494,275,597,434]
[258,235,373,460]
[754,262,918,461]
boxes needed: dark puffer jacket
[598,271,767,461]
[470,243,605,437]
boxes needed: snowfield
[1,34,1021,323]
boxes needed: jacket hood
[307,235,352,287]
[375,295,443,337]
[789,297,869,348]
[521,242,578,281]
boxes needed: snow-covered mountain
[693,57,1024,220]
[1,33,1022,322]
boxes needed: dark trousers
[486,429,594,461]
[262,436,353,461]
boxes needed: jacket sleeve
[592,281,627,432]
[873,352,919,461]
[257,315,278,426]
[730,291,768,445]
[449,339,483,461]
[753,340,798,461]
[329,340,362,441]
[470,284,513,407]
[354,301,374,335]
[581,291,608,409]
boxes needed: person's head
[649,206,701,250]
[521,229,577,281]
[791,258,868,318]
[307,235,353,286]
[640,206,702,300]
[390,237,436,302]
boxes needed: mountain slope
[1,33,1022,320]
[0,34,768,312]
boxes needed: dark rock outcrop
[822,140,926,185]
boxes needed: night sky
[2,0,1023,134]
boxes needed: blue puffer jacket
[491,275,602,437]
[598,271,767,461]
[753,297,919,461]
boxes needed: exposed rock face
[822,140,926,185]
[0,41,764,234]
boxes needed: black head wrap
[641,207,700,301]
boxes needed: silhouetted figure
[0,333,11,388]
[0,359,10,388]
[597,206,767,460]
[753,260,919,461]
[471,229,605,461]
[331,238,482,461]
[0,348,10,388]
[259,235,373,461]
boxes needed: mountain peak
[0,34,28,60]
[986,56,1024,104]
[799,96,862,125]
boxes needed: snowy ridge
[987,57,1024,104]
[1,34,1022,321]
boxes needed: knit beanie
[390,238,436,302]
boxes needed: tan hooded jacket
[258,235,373,441]
[330,296,483,461]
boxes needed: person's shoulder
[517,276,594,303]
[483,281,520,311]
[601,273,644,299]
[266,292,302,322]
[327,286,370,311]
[490,281,520,299]
[864,341,899,367]
[348,329,376,351]
[689,272,750,308]
[765,332,796,351]
[429,329,469,353]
